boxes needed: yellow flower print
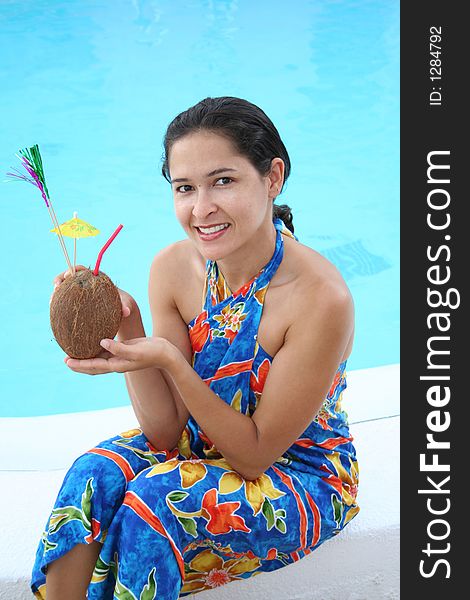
[218,471,286,516]
[179,461,209,488]
[145,458,207,490]
[253,285,267,305]
[144,458,180,476]
[180,548,261,594]
[230,388,243,413]
[326,452,359,506]
[177,427,193,459]
[145,457,236,489]
[33,583,47,599]
[209,269,230,306]
[209,457,239,471]
[119,428,142,438]
[213,303,247,333]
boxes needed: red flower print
[313,406,334,431]
[84,518,101,543]
[224,328,237,344]
[206,567,231,587]
[201,489,251,535]
[294,435,353,451]
[319,463,343,495]
[87,448,136,483]
[266,548,277,560]
[204,359,254,385]
[271,465,309,549]
[123,490,186,580]
[305,492,322,548]
[234,279,253,298]
[327,371,342,399]
[189,311,210,353]
[250,358,271,394]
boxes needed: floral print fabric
[31,217,359,599]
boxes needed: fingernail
[100,339,110,349]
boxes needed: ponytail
[273,203,294,234]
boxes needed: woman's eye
[176,184,192,193]
[216,177,232,185]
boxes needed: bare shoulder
[149,239,205,321]
[150,239,201,282]
[281,235,354,341]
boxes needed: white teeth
[198,223,229,235]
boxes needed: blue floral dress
[31,217,360,599]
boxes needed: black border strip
[401,3,465,595]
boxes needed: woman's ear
[267,158,285,199]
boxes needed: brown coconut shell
[50,268,122,359]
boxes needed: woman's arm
[117,244,194,451]
[116,302,184,451]
[249,280,354,477]
[147,244,192,447]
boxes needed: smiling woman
[31,97,359,600]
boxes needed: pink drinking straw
[93,224,124,275]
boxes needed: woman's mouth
[195,223,231,241]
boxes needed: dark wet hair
[161,96,294,233]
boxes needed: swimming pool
[0,0,399,417]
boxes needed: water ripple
[320,239,391,279]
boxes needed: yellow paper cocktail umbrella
[50,212,100,274]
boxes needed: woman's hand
[51,265,133,319]
[64,336,178,375]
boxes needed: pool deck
[0,364,399,599]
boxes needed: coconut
[50,268,122,359]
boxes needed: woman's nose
[191,189,217,219]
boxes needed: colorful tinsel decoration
[6,144,74,273]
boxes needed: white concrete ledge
[0,364,399,599]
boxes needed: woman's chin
[198,248,227,261]
[191,231,233,261]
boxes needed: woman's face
[168,130,282,260]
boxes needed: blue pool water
[0,0,399,417]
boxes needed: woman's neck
[215,219,277,293]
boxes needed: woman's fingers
[53,264,88,288]
[64,348,113,362]
[64,338,152,375]
[51,266,90,303]
[65,355,131,375]
[63,339,127,373]
[65,356,107,374]
[117,288,133,319]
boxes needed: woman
[31,96,360,599]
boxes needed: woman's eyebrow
[171,167,238,184]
